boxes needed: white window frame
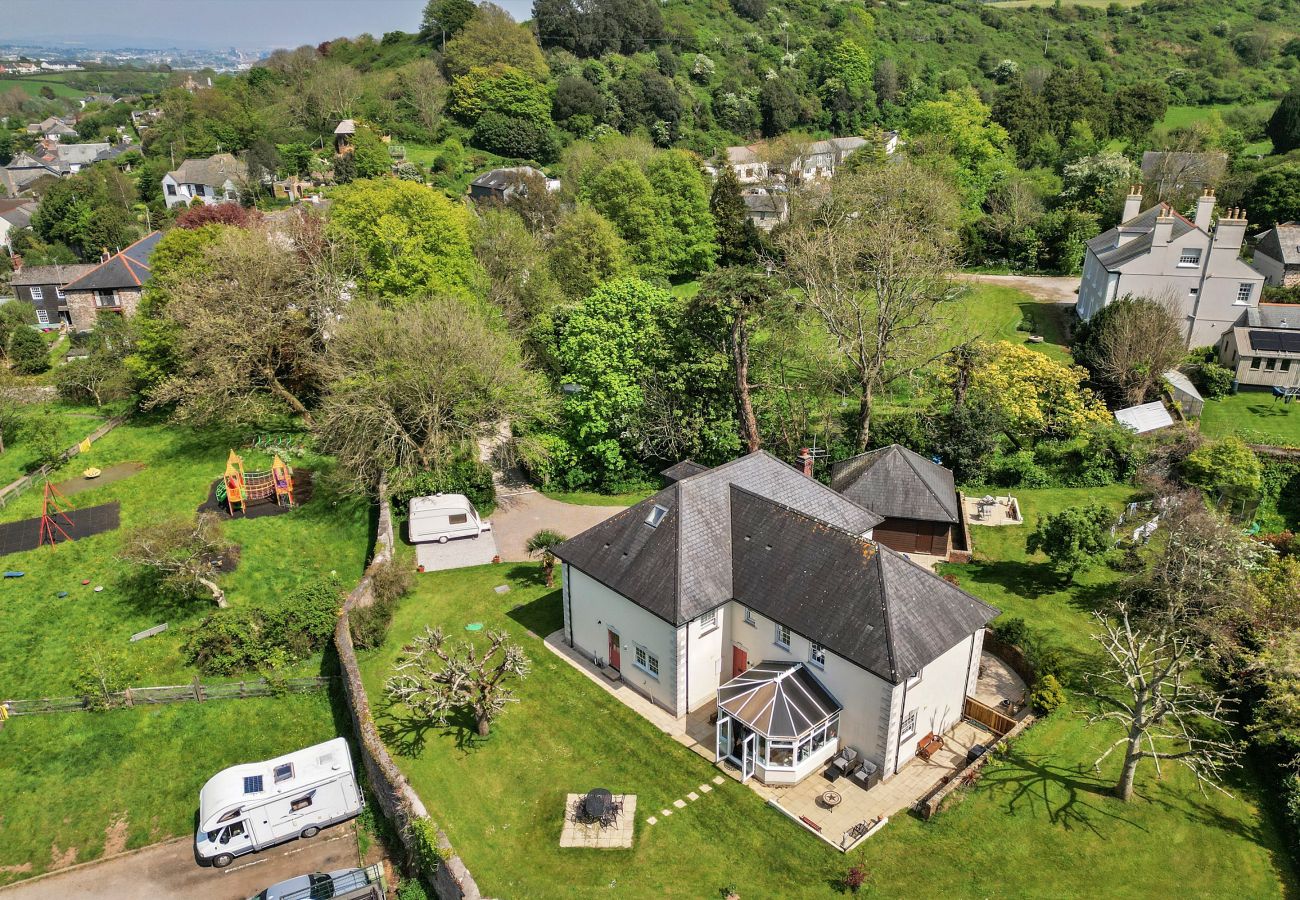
[743,607,755,625]
[1177,248,1201,267]
[1236,282,1253,304]
[901,710,917,741]
[35,309,49,325]
[809,642,825,668]
[907,667,923,688]
[29,286,43,301]
[775,624,791,650]
[699,609,718,633]
[633,644,659,680]
[55,287,65,300]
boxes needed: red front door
[608,630,621,671]
[732,644,748,679]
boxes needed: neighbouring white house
[554,451,997,787]
[1076,186,1266,348]
[162,152,247,208]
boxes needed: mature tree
[1245,164,1300,228]
[505,171,563,235]
[315,298,551,490]
[175,203,261,230]
[1110,82,1168,143]
[304,63,363,129]
[644,150,717,277]
[580,159,670,277]
[553,75,606,131]
[32,164,139,259]
[525,529,567,587]
[55,355,121,408]
[546,205,629,300]
[907,88,1013,212]
[760,79,800,138]
[328,178,480,300]
[1180,437,1263,502]
[421,0,477,48]
[1073,294,1186,405]
[690,268,776,453]
[1026,502,1113,582]
[1266,84,1300,155]
[1087,605,1239,802]
[709,165,760,267]
[965,341,1111,445]
[1060,152,1138,222]
[399,59,447,136]
[533,0,666,57]
[779,161,964,451]
[349,123,393,179]
[118,512,233,607]
[386,625,530,737]
[145,228,326,425]
[443,3,548,81]
[476,208,562,336]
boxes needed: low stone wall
[982,634,1036,689]
[333,477,483,900]
[915,713,1037,820]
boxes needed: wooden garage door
[873,519,946,555]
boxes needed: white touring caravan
[408,492,491,543]
[196,737,363,868]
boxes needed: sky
[5,0,536,51]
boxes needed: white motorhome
[408,493,491,543]
[196,738,363,868]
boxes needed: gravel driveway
[489,490,628,561]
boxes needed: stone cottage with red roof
[62,231,161,332]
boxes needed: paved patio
[414,532,500,571]
[559,794,637,848]
[963,494,1024,526]
[543,631,1026,849]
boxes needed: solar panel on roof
[1249,331,1300,353]
[243,775,264,794]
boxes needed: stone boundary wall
[333,477,483,900]
[982,634,1036,689]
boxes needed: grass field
[0,692,341,884]
[1199,391,1300,448]
[362,504,1294,897]
[0,414,371,884]
[0,76,84,100]
[0,402,115,489]
[945,283,1072,364]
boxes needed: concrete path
[490,491,628,562]
[957,273,1079,304]
[0,822,363,900]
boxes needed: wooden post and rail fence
[0,413,128,508]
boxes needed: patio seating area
[559,791,637,849]
[963,494,1023,526]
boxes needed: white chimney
[1151,205,1176,248]
[1121,184,1144,223]
[1194,188,1215,232]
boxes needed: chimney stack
[1194,188,1216,232]
[1151,203,1175,248]
[100,247,110,263]
[1209,206,1249,266]
[1122,184,1144,223]
[798,448,813,478]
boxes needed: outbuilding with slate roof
[830,444,961,559]
[554,450,997,785]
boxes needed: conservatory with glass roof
[714,660,843,785]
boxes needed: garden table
[585,788,612,820]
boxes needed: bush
[350,558,412,650]
[390,458,495,514]
[1181,436,1262,500]
[1190,361,1234,399]
[1029,673,1067,714]
[992,449,1051,488]
[991,616,1030,648]
[1026,502,1113,581]
[397,879,431,900]
[9,326,50,375]
[182,576,343,675]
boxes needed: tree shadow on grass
[505,589,563,639]
[113,567,216,623]
[977,748,1142,837]
[377,700,487,757]
[961,560,1063,601]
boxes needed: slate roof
[728,487,997,683]
[9,263,96,287]
[167,153,246,189]
[64,232,161,292]
[469,166,550,192]
[830,444,959,524]
[1086,204,1198,271]
[661,460,708,483]
[0,199,36,229]
[554,451,882,626]
[1248,304,1300,329]
[1256,223,1300,267]
[742,190,786,215]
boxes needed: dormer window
[644,504,668,528]
[1178,248,1201,267]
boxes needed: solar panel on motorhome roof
[1249,331,1300,353]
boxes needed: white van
[408,493,491,543]
[196,737,363,868]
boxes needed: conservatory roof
[717,661,841,740]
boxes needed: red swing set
[39,480,75,548]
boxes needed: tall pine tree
[710,165,760,267]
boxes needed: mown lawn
[539,487,655,507]
[1199,391,1300,448]
[0,692,342,884]
[944,283,1072,364]
[363,530,1294,898]
[0,414,370,884]
[0,401,114,489]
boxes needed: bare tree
[1074,293,1186,406]
[118,512,233,607]
[399,59,446,135]
[778,161,964,451]
[385,626,530,737]
[1086,605,1239,802]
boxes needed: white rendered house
[162,152,247,208]
[554,452,996,786]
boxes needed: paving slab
[415,532,499,572]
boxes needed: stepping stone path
[646,774,730,825]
